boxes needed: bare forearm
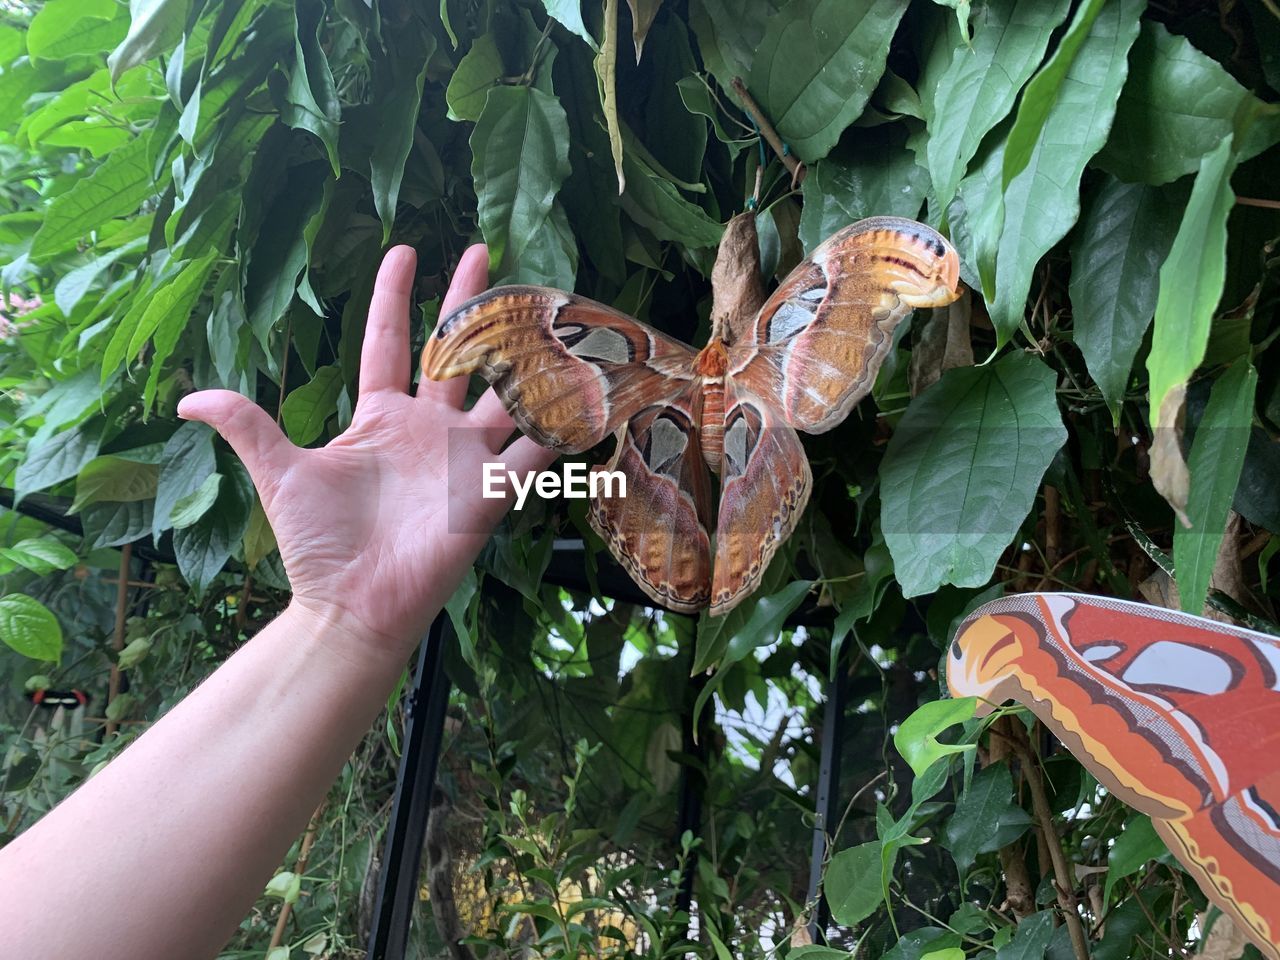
[0,603,412,960]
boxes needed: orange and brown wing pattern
[421,285,696,454]
[588,391,713,613]
[948,592,1280,958]
[709,380,811,615]
[728,217,961,433]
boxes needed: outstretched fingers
[359,245,417,398]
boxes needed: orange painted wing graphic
[947,592,1280,958]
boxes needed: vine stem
[269,802,325,950]
[105,541,132,739]
[730,77,806,186]
[1007,727,1091,960]
[1236,195,1280,210]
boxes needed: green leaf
[971,0,1143,343]
[140,251,221,410]
[169,472,222,529]
[541,0,597,50]
[172,456,254,599]
[71,456,160,513]
[944,761,1033,869]
[1068,176,1183,418]
[798,125,927,255]
[282,365,343,446]
[368,29,433,243]
[108,0,190,83]
[31,134,161,259]
[445,34,502,122]
[923,0,1071,212]
[1147,135,1237,434]
[154,421,218,541]
[1174,360,1258,614]
[894,697,977,778]
[880,353,1067,597]
[15,424,101,505]
[1104,814,1166,904]
[994,911,1054,960]
[116,635,152,670]
[688,0,784,94]
[0,595,63,662]
[788,948,853,960]
[27,0,126,64]
[1000,0,1107,190]
[0,537,79,576]
[619,151,723,249]
[471,86,573,278]
[1097,21,1280,185]
[277,3,341,176]
[720,579,811,667]
[54,236,148,316]
[749,0,909,163]
[243,499,277,570]
[82,500,153,549]
[825,840,884,926]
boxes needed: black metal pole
[806,653,850,942]
[366,614,454,960]
[674,673,707,920]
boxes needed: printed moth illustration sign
[421,213,960,615]
[949,592,1280,958]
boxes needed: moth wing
[709,381,812,616]
[728,217,961,433]
[588,392,713,613]
[422,285,696,454]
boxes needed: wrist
[282,598,423,675]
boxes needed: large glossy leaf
[923,0,1070,213]
[368,28,433,243]
[799,125,927,255]
[471,85,573,279]
[172,455,254,599]
[1097,21,1280,185]
[1147,134,1237,461]
[994,912,1054,960]
[445,35,502,122]
[880,352,1067,597]
[894,697,977,777]
[82,500,154,549]
[282,365,343,446]
[277,3,340,176]
[26,0,126,64]
[619,151,723,249]
[15,423,101,504]
[825,840,884,927]
[688,0,784,94]
[1104,815,1166,904]
[1174,360,1258,614]
[957,0,1143,343]
[541,0,597,50]
[749,0,909,163]
[154,420,217,541]
[108,0,189,83]
[31,134,161,258]
[1068,176,1183,418]
[70,456,160,512]
[943,762,1033,869]
[0,595,63,662]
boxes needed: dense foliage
[1,0,1279,957]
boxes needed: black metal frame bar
[806,652,850,941]
[366,614,454,960]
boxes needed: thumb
[177,390,296,481]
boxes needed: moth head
[946,612,1039,707]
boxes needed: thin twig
[105,542,132,739]
[1236,195,1280,210]
[269,802,326,950]
[731,77,806,187]
[1007,727,1091,960]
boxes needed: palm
[177,245,554,653]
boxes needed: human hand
[177,245,556,662]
